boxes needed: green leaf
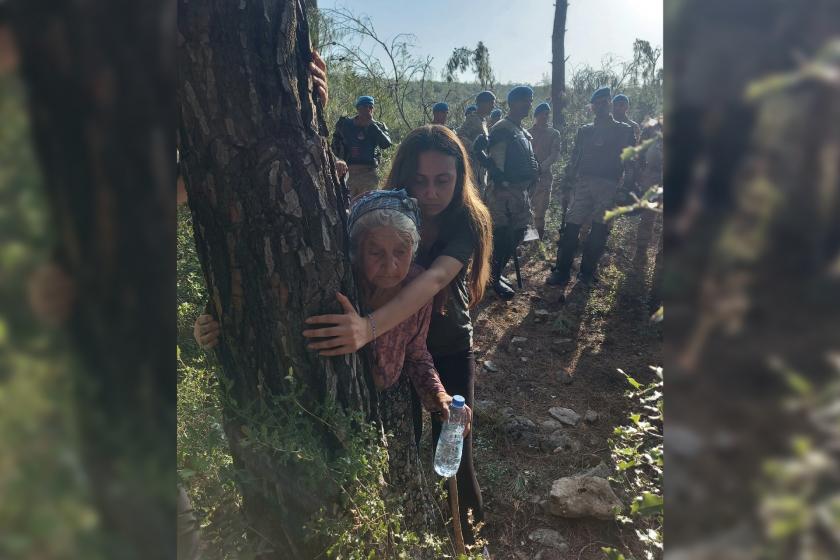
[601,547,627,560]
[617,369,642,389]
[631,492,664,516]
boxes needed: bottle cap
[452,395,465,408]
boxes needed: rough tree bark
[5,1,176,558]
[178,1,441,557]
[551,0,568,130]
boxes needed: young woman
[302,125,493,542]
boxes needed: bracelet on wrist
[367,313,377,348]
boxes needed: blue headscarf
[348,189,421,235]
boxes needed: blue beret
[355,95,375,107]
[432,102,449,112]
[534,102,551,116]
[590,86,611,103]
[507,86,534,104]
[612,94,629,105]
[490,108,502,118]
[465,105,477,116]
[476,90,496,103]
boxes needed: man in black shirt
[332,95,392,197]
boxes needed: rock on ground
[540,430,581,453]
[528,528,567,550]
[578,461,611,479]
[483,360,500,372]
[548,475,623,520]
[535,549,567,560]
[540,419,564,431]
[548,406,581,426]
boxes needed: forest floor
[424,213,663,559]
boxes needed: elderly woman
[194,189,471,533]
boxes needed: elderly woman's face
[360,227,413,290]
[409,150,457,218]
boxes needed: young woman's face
[359,227,413,290]
[409,150,458,218]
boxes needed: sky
[320,0,663,84]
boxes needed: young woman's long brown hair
[383,125,492,307]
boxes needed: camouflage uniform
[547,114,635,285]
[457,112,489,193]
[527,122,563,237]
[564,116,636,225]
[485,118,538,229]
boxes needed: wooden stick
[448,476,466,555]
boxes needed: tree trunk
[6,1,176,558]
[177,1,438,557]
[551,0,568,130]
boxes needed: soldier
[332,95,393,197]
[528,102,563,239]
[475,86,539,300]
[546,86,636,287]
[612,93,641,144]
[431,101,449,125]
[488,107,503,128]
[458,91,496,194]
[457,91,496,146]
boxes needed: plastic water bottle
[434,395,467,477]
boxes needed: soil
[458,213,662,559]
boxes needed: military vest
[489,118,539,184]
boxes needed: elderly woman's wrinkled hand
[432,394,471,436]
[434,392,452,422]
[303,292,372,356]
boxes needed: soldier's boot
[579,222,610,284]
[546,223,581,286]
[491,227,516,300]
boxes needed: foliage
[757,356,840,559]
[444,41,495,89]
[0,74,101,559]
[318,7,435,132]
[606,366,664,560]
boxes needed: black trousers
[411,348,484,539]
